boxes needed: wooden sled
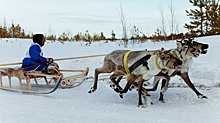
[0,54,107,94]
[0,67,89,94]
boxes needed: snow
[0,36,220,123]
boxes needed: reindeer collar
[156,56,163,70]
[173,51,182,61]
[123,51,132,81]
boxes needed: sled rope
[0,54,107,66]
[48,72,61,84]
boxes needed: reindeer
[109,38,209,103]
[152,38,209,102]
[89,48,182,107]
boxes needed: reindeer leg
[110,72,124,90]
[158,77,170,102]
[116,76,123,86]
[115,74,138,94]
[88,60,116,93]
[109,71,125,98]
[138,76,161,98]
[145,76,160,92]
[180,72,207,99]
[137,79,145,108]
[159,79,166,102]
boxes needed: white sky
[0,0,192,37]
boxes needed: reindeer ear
[177,40,181,43]
[157,50,162,56]
[176,41,181,47]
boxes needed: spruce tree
[185,0,207,36]
[207,0,220,34]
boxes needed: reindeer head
[191,39,209,54]
[157,48,182,70]
[176,38,201,58]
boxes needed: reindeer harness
[123,51,162,81]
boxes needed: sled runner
[0,67,89,94]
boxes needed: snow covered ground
[0,35,220,123]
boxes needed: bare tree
[48,25,55,36]
[3,17,7,38]
[175,19,180,34]
[130,25,140,44]
[3,17,7,29]
[118,2,128,47]
[159,4,167,40]
[168,0,176,40]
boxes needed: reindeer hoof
[114,87,120,92]
[159,96,164,102]
[138,104,146,108]
[110,84,115,89]
[88,90,93,93]
[119,93,123,98]
[129,85,135,91]
[159,100,165,103]
[88,87,96,93]
[198,95,208,99]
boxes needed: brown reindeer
[109,38,209,103]
[154,38,209,102]
[89,48,182,107]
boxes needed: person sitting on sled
[22,34,59,75]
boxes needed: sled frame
[24,67,89,89]
[0,70,63,94]
[0,67,89,93]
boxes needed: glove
[47,58,54,63]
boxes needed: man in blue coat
[22,34,56,74]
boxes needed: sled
[0,67,89,94]
[0,54,106,94]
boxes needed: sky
[0,0,193,38]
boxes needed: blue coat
[22,43,48,71]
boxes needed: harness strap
[124,51,163,80]
[123,51,153,81]
[150,51,154,55]
[173,51,182,61]
[129,55,151,74]
[123,51,132,81]
[156,56,163,70]
[185,41,192,55]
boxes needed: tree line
[0,21,190,43]
[0,0,219,42]
[0,23,150,43]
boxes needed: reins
[0,54,107,67]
